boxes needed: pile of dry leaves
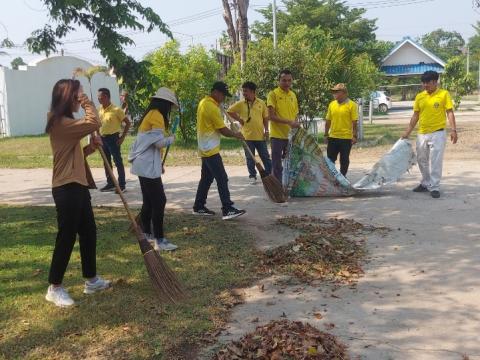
[260,215,387,283]
[214,319,348,359]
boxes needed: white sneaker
[249,176,257,185]
[154,238,178,251]
[84,276,112,294]
[45,285,75,307]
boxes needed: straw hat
[151,87,179,108]
[331,83,348,92]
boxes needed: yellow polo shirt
[267,87,299,139]
[227,98,268,141]
[326,99,358,139]
[98,103,125,136]
[197,96,226,157]
[414,89,453,134]
[138,110,165,133]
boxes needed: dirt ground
[1,128,480,359]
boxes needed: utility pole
[467,46,470,74]
[272,0,277,49]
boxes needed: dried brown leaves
[260,215,387,283]
[214,319,348,360]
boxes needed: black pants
[244,140,272,177]
[102,133,126,188]
[327,137,353,176]
[139,177,166,239]
[193,153,234,211]
[271,137,289,182]
[48,183,96,285]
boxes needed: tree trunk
[237,0,249,69]
[222,0,238,53]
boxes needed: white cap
[151,87,179,108]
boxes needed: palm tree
[73,65,109,99]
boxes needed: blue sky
[0,0,478,67]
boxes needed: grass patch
[0,135,246,169]
[0,124,411,169]
[0,205,258,359]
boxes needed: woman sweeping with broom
[128,88,179,252]
[45,79,111,307]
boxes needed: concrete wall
[1,56,120,137]
[382,42,436,66]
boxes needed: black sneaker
[249,175,257,185]
[222,207,246,220]
[431,190,440,198]
[412,184,428,192]
[100,184,115,192]
[192,207,215,216]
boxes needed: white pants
[416,130,446,191]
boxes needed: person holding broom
[192,81,246,220]
[128,88,178,251]
[227,81,272,185]
[267,69,300,183]
[45,79,111,307]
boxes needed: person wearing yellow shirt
[97,88,131,193]
[227,81,272,184]
[401,71,457,199]
[193,81,246,220]
[128,87,179,251]
[267,69,300,182]
[324,83,358,177]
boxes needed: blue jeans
[101,133,126,188]
[193,153,234,211]
[244,140,272,177]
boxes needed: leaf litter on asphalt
[214,319,349,360]
[260,215,389,284]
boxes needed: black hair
[278,69,292,80]
[421,71,439,83]
[138,98,173,130]
[242,81,257,91]
[98,88,111,98]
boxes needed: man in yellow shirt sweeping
[324,83,358,177]
[193,81,246,220]
[227,81,272,184]
[267,69,300,182]
[402,70,458,199]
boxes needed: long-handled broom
[96,144,185,303]
[221,109,287,203]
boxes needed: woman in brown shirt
[45,79,111,307]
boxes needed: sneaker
[45,285,75,307]
[192,207,216,216]
[412,184,428,192]
[249,176,257,185]
[431,190,440,198]
[222,207,246,220]
[154,238,178,251]
[83,276,112,294]
[100,184,115,192]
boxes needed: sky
[0,0,478,67]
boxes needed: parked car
[370,91,392,113]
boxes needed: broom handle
[96,136,141,235]
[162,115,180,166]
[221,108,260,163]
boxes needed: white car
[370,91,392,113]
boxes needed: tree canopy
[419,29,465,62]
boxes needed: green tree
[227,26,380,124]
[420,29,465,62]
[250,0,389,63]
[442,56,475,109]
[468,21,480,59]
[28,0,172,120]
[146,41,221,141]
[10,57,26,70]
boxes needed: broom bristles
[260,174,287,203]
